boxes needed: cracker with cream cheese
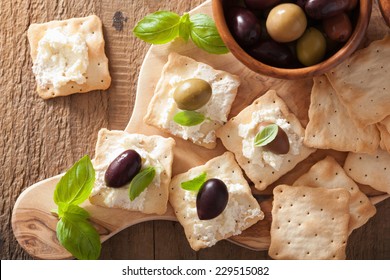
[89,129,175,215]
[304,75,380,154]
[144,52,240,149]
[344,149,390,194]
[293,156,376,234]
[28,15,111,99]
[326,36,390,128]
[216,90,316,191]
[269,185,350,260]
[169,152,263,251]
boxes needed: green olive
[296,27,326,66]
[266,3,307,43]
[173,79,212,110]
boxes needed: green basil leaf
[179,13,191,42]
[173,110,205,126]
[189,14,229,54]
[254,124,278,147]
[58,203,90,220]
[129,167,156,201]
[56,214,101,260]
[181,172,207,192]
[133,11,180,44]
[53,155,95,206]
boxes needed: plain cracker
[89,129,175,215]
[216,90,316,191]
[304,76,380,154]
[144,52,240,149]
[269,185,350,260]
[344,149,390,194]
[28,15,111,99]
[326,36,390,127]
[293,156,376,234]
[169,152,263,251]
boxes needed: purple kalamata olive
[305,0,349,20]
[247,39,295,68]
[105,149,142,188]
[196,178,229,220]
[226,7,262,47]
[244,0,281,10]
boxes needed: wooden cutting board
[12,0,390,260]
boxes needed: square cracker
[326,36,390,127]
[169,152,263,251]
[144,52,240,149]
[293,156,376,234]
[216,90,316,191]
[28,15,111,99]
[269,185,350,260]
[344,149,390,194]
[304,76,380,154]
[89,128,175,215]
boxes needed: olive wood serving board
[12,0,390,260]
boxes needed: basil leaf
[58,203,90,219]
[133,11,180,44]
[173,110,205,126]
[181,172,207,192]
[129,167,156,201]
[179,13,191,42]
[53,155,95,206]
[189,14,229,54]
[56,214,101,260]
[254,124,278,147]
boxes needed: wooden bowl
[212,0,372,80]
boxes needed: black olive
[104,149,142,188]
[196,178,229,220]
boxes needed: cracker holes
[272,100,276,104]
[272,171,275,175]
[331,217,335,221]
[287,160,291,163]
[171,187,174,190]
[101,80,104,83]
[376,155,379,159]
[385,167,387,171]
[306,252,310,255]
[348,168,352,171]
[290,203,293,207]
[159,193,162,196]
[247,160,250,164]
[359,200,363,204]
[98,62,101,66]
[320,208,323,212]
[227,135,230,138]
[327,122,331,125]
[231,170,235,174]
[350,187,354,191]
[255,101,259,105]
[306,211,310,215]
[71,86,74,89]
[314,233,318,237]
[259,180,262,184]
[364,174,368,177]
[287,241,291,245]
[217,166,221,169]
[335,172,338,176]
[330,240,334,243]
[79,88,82,92]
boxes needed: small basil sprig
[129,166,156,201]
[53,155,101,260]
[254,124,278,147]
[173,110,205,126]
[133,11,228,54]
[181,172,207,192]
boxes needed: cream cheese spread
[32,27,89,89]
[238,107,302,170]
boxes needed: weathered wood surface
[1,0,390,259]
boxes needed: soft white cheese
[32,27,89,89]
[159,66,237,144]
[92,135,163,211]
[183,178,262,247]
[238,107,302,170]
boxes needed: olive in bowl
[212,0,372,79]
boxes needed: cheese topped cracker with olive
[144,53,240,149]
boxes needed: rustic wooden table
[1,0,389,260]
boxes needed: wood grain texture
[2,0,390,260]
